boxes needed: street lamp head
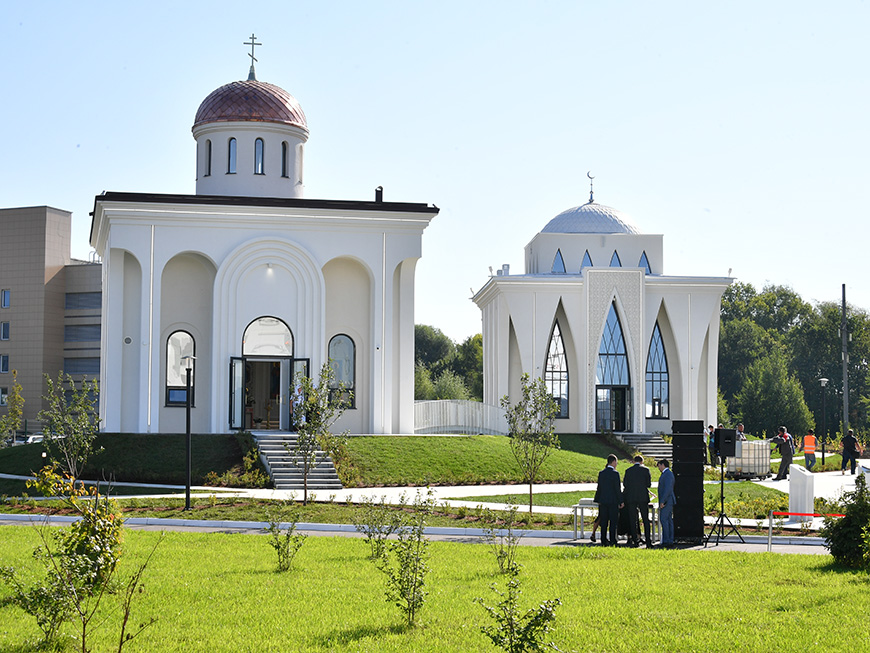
[181,355,196,370]
[819,377,829,387]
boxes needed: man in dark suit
[594,453,623,546]
[623,454,652,548]
[657,458,676,547]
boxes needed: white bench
[572,498,659,542]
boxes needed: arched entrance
[229,316,309,430]
[596,303,632,432]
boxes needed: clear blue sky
[3,1,868,342]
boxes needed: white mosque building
[472,191,730,434]
[90,58,438,435]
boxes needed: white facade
[91,69,437,435]
[472,200,730,434]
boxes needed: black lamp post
[183,355,195,511]
[819,377,828,466]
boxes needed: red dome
[193,80,307,130]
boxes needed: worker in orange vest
[800,429,817,472]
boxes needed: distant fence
[414,400,508,435]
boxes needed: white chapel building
[91,62,438,435]
[472,194,730,434]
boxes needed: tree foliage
[501,374,560,514]
[821,474,870,569]
[37,373,101,481]
[0,369,24,444]
[719,282,870,437]
[289,363,350,505]
[414,325,482,401]
[733,346,813,438]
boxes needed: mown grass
[447,481,788,508]
[0,525,865,652]
[341,434,636,486]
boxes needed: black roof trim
[92,191,439,214]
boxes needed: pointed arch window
[328,334,355,408]
[551,250,566,274]
[645,322,668,418]
[609,251,622,267]
[204,140,212,177]
[581,250,593,270]
[545,321,568,418]
[639,251,651,274]
[281,141,289,178]
[254,138,265,175]
[166,330,194,406]
[596,303,631,432]
[597,305,629,385]
[227,138,237,174]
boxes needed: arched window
[204,140,212,177]
[639,251,651,274]
[551,250,566,274]
[243,317,293,356]
[646,322,668,418]
[254,138,265,175]
[328,334,355,408]
[166,330,194,406]
[596,303,631,431]
[581,250,593,270]
[227,138,237,174]
[281,141,289,178]
[609,251,622,267]
[545,321,568,418]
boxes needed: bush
[821,474,870,568]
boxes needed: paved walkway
[2,462,866,557]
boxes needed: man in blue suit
[594,453,623,546]
[657,458,676,548]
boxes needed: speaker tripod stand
[704,456,745,546]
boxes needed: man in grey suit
[623,454,652,547]
[657,458,676,548]
[594,453,623,546]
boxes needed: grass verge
[0,526,862,652]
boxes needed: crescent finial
[587,171,595,203]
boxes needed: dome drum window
[227,138,237,174]
[254,138,265,175]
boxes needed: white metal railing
[414,400,508,435]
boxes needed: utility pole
[841,284,849,434]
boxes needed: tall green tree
[733,346,813,438]
[414,325,455,373]
[452,333,483,401]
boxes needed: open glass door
[289,358,310,431]
[229,357,245,430]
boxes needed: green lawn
[341,434,638,486]
[0,525,863,652]
[446,481,788,508]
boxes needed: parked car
[25,433,44,445]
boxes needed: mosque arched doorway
[595,303,632,432]
[229,316,309,430]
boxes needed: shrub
[265,505,307,573]
[475,566,563,653]
[482,505,523,575]
[376,488,434,626]
[821,474,870,568]
[352,494,406,560]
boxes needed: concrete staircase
[619,433,673,459]
[252,432,344,491]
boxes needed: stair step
[252,431,344,492]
